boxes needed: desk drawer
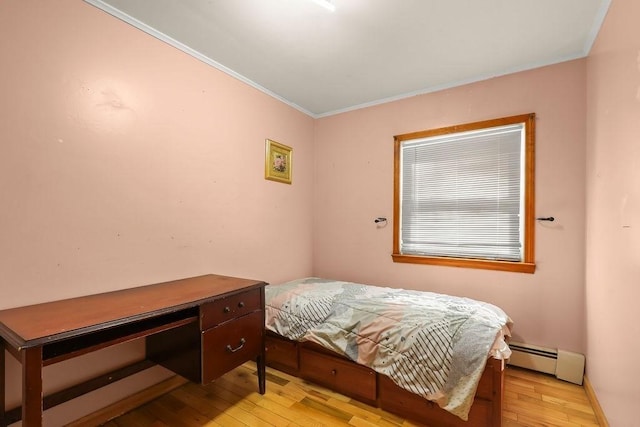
[201,288,262,329]
[202,310,262,383]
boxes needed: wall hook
[374,217,387,223]
[536,216,555,222]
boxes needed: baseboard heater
[507,341,585,385]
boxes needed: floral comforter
[265,277,512,420]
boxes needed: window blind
[400,124,524,261]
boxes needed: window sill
[391,254,535,274]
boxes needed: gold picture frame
[265,139,292,184]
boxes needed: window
[393,114,535,273]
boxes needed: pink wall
[0,1,314,424]
[314,60,588,354]
[586,0,640,424]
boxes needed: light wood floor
[97,363,599,427]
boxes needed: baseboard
[66,375,188,427]
[583,375,609,427]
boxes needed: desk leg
[257,345,266,395]
[1,344,5,427]
[22,347,43,427]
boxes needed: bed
[264,277,512,427]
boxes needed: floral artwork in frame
[265,139,292,184]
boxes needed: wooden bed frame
[266,331,504,427]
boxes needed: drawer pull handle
[331,369,337,376]
[223,306,231,313]
[226,338,246,353]
[238,301,245,308]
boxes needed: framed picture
[265,139,292,184]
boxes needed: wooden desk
[0,274,266,427]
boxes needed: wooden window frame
[392,113,536,273]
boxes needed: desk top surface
[0,274,265,349]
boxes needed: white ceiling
[85,0,610,118]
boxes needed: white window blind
[400,123,524,261]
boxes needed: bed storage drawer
[299,347,377,404]
[265,334,299,375]
[201,288,262,329]
[202,310,262,383]
[378,375,492,427]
